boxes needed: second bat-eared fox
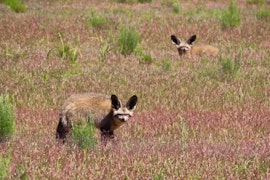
[171,34,219,58]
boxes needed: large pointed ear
[126,95,138,110]
[111,94,122,110]
[187,35,196,45]
[171,35,180,45]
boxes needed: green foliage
[140,53,153,64]
[117,0,127,3]
[220,57,241,78]
[220,1,241,29]
[99,36,111,62]
[172,2,180,14]
[0,153,11,179]
[57,33,78,63]
[0,95,15,142]
[179,116,187,155]
[118,26,140,55]
[15,163,29,180]
[256,8,270,19]
[247,0,265,5]
[153,173,165,180]
[4,0,26,13]
[116,0,135,3]
[138,0,152,3]
[73,122,97,150]
[160,58,172,71]
[87,10,107,29]
[1,43,27,60]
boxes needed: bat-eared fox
[56,93,138,143]
[171,34,219,57]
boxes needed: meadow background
[0,0,270,179]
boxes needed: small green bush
[256,8,270,19]
[172,2,180,14]
[4,0,26,13]
[87,11,107,29]
[116,0,134,3]
[118,26,140,55]
[221,57,240,77]
[161,58,172,71]
[73,122,97,149]
[138,0,152,3]
[220,1,241,29]
[140,53,153,64]
[0,95,15,142]
[247,0,265,5]
[57,33,78,63]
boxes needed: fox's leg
[56,117,72,143]
[101,130,117,145]
[56,120,67,139]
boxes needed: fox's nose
[119,117,126,122]
[118,116,129,122]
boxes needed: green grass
[172,2,180,14]
[0,95,15,142]
[160,58,172,71]
[118,26,140,55]
[179,116,187,155]
[87,10,107,29]
[4,0,26,13]
[221,57,241,77]
[116,0,134,3]
[256,8,270,19]
[247,0,265,5]
[220,1,241,29]
[0,152,11,179]
[99,36,111,61]
[140,53,153,64]
[138,0,152,3]
[72,122,97,150]
[57,33,78,63]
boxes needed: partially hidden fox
[171,34,219,57]
[56,93,138,142]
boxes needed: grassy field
[0,0,270,179]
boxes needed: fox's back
[191,45,219,57]
[61,93,111,126]
[171,35,219,58]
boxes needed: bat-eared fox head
[171,34,197,55]
[111,94,138,122]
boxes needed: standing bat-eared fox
[56,93,138,142]
[171,34,219,57]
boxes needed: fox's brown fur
[171,34,219,57]
[56,93,138,142]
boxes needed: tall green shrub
[118,26,140,55]
[73,122,97,149]
[220,1,241,29]
[87,10,107,29]
[256,8,270,20]
[4,0,26,13]
[0,95,15,142]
